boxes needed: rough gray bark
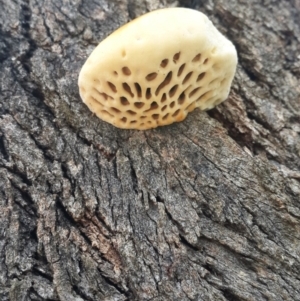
[0,0,300,300]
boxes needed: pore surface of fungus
[78,8,238,130]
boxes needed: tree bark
[1,0,300,300]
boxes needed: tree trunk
[1,0,300,300]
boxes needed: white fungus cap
[78,8,238,130]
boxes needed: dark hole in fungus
[169,85,178,97]
[178,92,185,104]
[122,66,131,75]
[173,52,180,63]
[189,87,200,98]
[107,82,117,93]
[127,110,136,115]
[160,59,169,68]
[155,71,172,96]
[134,83,142,97]
[111,107,121,113]
[145,101,158,112]
[192,53,201,62]
[172,109,180,117]
[197,72,206,82]
[146,73,158,81]
[134,102,144,108]
[161,93,167,103]
[123,83,134,97]
[182,72,193,85]
[162,113,169,120]
[120,96,130,105]
[177,64,186,76]
[146,88,152,99]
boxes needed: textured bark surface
[1,0,300,300]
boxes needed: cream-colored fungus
[78,8,238,129]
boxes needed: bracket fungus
[78,8,238,130]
